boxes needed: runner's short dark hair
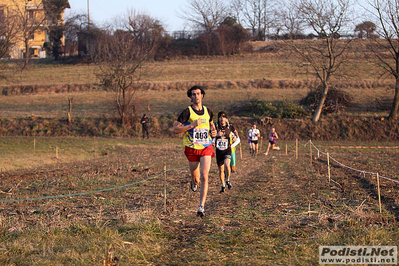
[218,111,227,119]
[187,85,206,98]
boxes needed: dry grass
[0,40,393,86]
[0,87,394,120]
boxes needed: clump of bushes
[300,85,353,114]
[240,99,309,118]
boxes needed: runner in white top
[248,123,260,157]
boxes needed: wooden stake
[34,138,36,150]
[239,143,242,159]
[56,146,59,159]
[376,173,382,213]
[295,139,298,159]
[164,165,167,213]
[309,140,312,166]
[68,97,73,124]
[260,136,263,151]
[285,143,288,155]
[327,152,331,183]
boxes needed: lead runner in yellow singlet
[173,86,217,217]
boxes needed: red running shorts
[184,145,215,162]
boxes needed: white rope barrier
[309,141,399,185]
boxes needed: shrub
[300,85,353,114]
[239,99,308,118]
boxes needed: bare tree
[64,12,89,55]
[287,0,353,123]
[0,6,20,59]
[92,10,164,125]
[366,0,399,120]
[9,0,47,66]
[230,0,244,25]
[0,6,20,81]
[239,0,276,40]
[179,0,230,33]
[278,0,306,38]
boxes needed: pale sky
[65,0,188,32]
[65,0,373,33]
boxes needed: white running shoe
[197,206,205,217]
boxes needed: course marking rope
[0,167,186,204]
[310,141,399,185]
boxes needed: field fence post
[34,138,36,151]
[296,139,298,160]
[327,152,331,183]
[68,97,73,124]
[285,143,287,156]
[376,173,382,213]
[239,143,242,159]
[164,165,167,213]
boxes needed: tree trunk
[388,77,399,120]
[24,39,29,66]
[312,82,329,124]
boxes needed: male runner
[173,86,217,217]
[214,111,240,193]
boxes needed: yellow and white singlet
[183,106,212,149]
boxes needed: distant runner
[214,111,240,193]
[248,123,260,157]
[265,128,280,156]
[172,86,217,217]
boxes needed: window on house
[27,10,34,20]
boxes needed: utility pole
[87,0,90,30]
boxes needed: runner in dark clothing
[141,114,150,139]
[214,111,240,193]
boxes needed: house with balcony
[0,0,70,59]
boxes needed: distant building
[0,0,70,59]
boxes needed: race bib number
[193,128,209,145]
[216,138,229,150]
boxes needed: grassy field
[0,40,389,86]
[0,137,397,265]
[0,87,393,119]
